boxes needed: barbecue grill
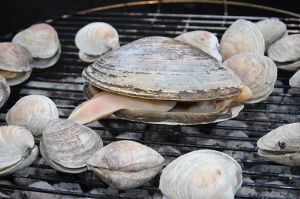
[0,0,300,198]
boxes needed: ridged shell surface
[159,150,242,199]
[6,95,59,137]
[0,77,10,109]
[84,36,243,101]
[220,19,265,60]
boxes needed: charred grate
[0,8,300,199]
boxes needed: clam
[0,125,38,176]
[68,36,252,125]
[255,18,287,49]
[220,19,265,60]
[40,119,103,173]
[0,42,32,85]
[6,95,59,137]
[257,123,300,166]
[268,34,300,71]
[223,53,277,103]
[289,70,300,87]
[87,140,164,189]
[12,23,61,69]
[75,22,119,62]
[159,150,242,199]
[0,76,10,109]
[175,30,222,62]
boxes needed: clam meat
[223,53,277,103]
[40,119,103,173]
[175,30,222,62]
[75,22,119,62]
[0,42,32,85]
[12,23,61,69]
[220,19,265,60]
[0,125,38,176]
[87,140,164,189]
[6,95,59,137]
[68,36,252,125]
[257,123,300,166]
[159,150,242,199]
[0,76,10,109]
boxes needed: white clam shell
[40,119,103,173]
[159,150,242,199]
[75,22,119,62]
[220,19,265,60]
[175,31,222,62]
[87,140,164,189]
[223,53,277,103]
[0,125,38,176]
[6,95,59,137]
[0,77,10,109]
[289,69,300,88]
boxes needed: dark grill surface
[1,8,300,199]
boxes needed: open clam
[0,125,38,176]
[0,77,10,109]
[223,53,277,103]
[68,36,252,125]
[268,34,300,71]
[6,95,59,137]
[40,119,103,173]
[0,42,32,85]
[220,19,264,60]
[75,22,119,62]
[257,123,300,166]
[159,150,242,199]
[12,23,61,69]
[175,30,222,62]
[87,140,164,189]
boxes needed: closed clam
[0,77,10,109]
[75,22,119,62]
[268,34,300,71]
[6,95,59,137]
[87,140,164,189]
[159,150,242,199]
[257,123,300,166]
[0,125,38,176]
[40,119,103,173]
[223,53,277,103]
[175,30,222,61]
[220,19,264,60]
[0,42,32,85]
[12,23,61,68]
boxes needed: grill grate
[1,7,300,199]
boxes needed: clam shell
[256,19,287,49]
[84,36,244,101]
[223,53,277,103]
[6,95,59,137]
[159,150,242,199]
[175,31,222,62]
[75,22,119,62]
[0,77,10,109]
[40,119,103,173]
[220,19,265,60]
[87,140,164,189]
[0,125,38,176]
[0,42,32,85]
[289,69,300,88]
[31,44,61,69]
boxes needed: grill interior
[0,3,300,199]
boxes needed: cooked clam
[75,22,119,62]
[0,125,38,176]
[268,34,300,71]
[68,36,251,125]
[159,150,242,199]
[12,23,61,69]
[257,123,300,166]
[256,18,287,49]
[0,42,32,85]
[0,76,10,109]
[6,95,59,137]
[220,19,264,60]
[175,30,222,62]
[87,140,164,189]
[40,119,103,173]
[223,53,277,103]
[289,70,300,87]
